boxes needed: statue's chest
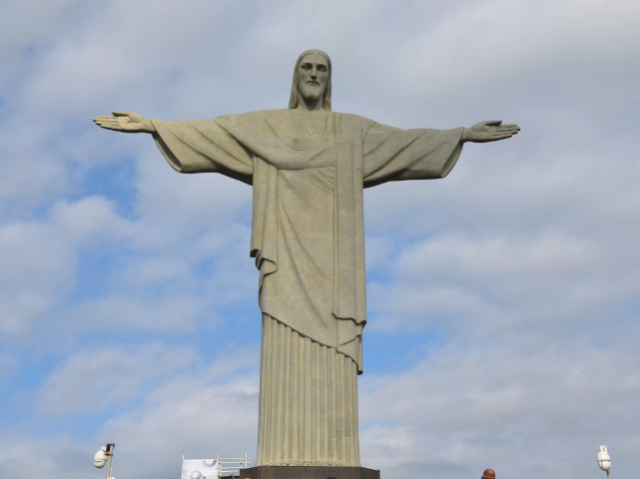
[271,129,338,170]
[287,116,334,150]
[256,112,358,170]
[270,138,336,170]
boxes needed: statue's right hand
[93,111,155,133]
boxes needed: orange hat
[482,469,495,479]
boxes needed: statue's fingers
[95,120,120,128]
[484,120,502,126]
[493,132,513,141]
[112,111,133,117]
[98,120,121,129]
[97,117,120,125]
[94,115,116,121]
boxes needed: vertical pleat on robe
[257,315,360,466]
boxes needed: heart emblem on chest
[306,128,315,136]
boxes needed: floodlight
[94,443,115,479]
[94,446,107,468]
[597,445,612,479]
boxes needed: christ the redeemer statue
[94,49,519,468]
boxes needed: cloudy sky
[1,0,639,478]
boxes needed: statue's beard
[300,84,324,102]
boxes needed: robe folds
[152,109,463,465]
[151,109,463,375]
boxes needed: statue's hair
[288,49,332,111]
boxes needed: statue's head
[289,50,332,111]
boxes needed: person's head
[481,469,495,479]
[289,50,332,111]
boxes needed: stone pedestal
[239,466,380,479]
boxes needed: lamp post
[597,445,611,479]
[94,443,116,479]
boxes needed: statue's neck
[297,96,324,111]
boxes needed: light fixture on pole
[94,443,115,479]
[597,445,611,479]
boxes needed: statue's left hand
[93,111,156,133]
[462,121,520,143]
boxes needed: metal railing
[182,453,252,479]
[219,453,252,477]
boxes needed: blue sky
[1,1,640,478]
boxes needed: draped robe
[151,109,464,466]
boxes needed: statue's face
[297,53,329,102]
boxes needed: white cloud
[66,294,210,333]
[118,256,193,289]
[395,232,602,285]
[0,122,68,208]
[367,229,635,337]
[0,220,75,334]
[51,196,134,246]
[39,343,197,414]
[0,431,90,479]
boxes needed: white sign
[182,459,219,479]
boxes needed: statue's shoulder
[333,111,370,121]
[218,109,292,126]
[212,110,286,137]
[333,112,374,129]
[215,109,276,121]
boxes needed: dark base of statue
[238,466,380,479]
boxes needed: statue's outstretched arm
[93,111,156,133]
[461,120,520,143]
